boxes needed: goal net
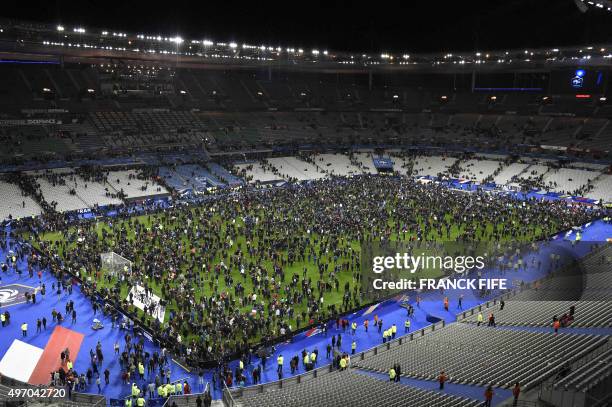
[100,252,133,278]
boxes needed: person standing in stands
[512,382,521,406]
[389,366,396,382]
[203,390,212,407]
[277,354,283,374]
[484,385,494,407]
[438,370,448,390]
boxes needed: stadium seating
[33,170,122,212]
[0,180,42,220]
[587,174,612,202]
[412,156,457,178]
[553,346,612,392]
[234,162,284,184]
[542,168,598,195]
[266,157,326,181]
[105,170,169,198]
[457,159,502,182]
[207,163,244,186]
[353,324,606,389]
[313,154,362,177]
[461,300,612,328]
[352,152,377,174]
[235,370,481,407]
[492,163,530,185]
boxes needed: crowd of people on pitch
[9,175,602,374]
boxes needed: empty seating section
[457,159,501,182]
[36,176,90,212]
[352,153,377,174]
[314,154,362,176]
[267,157,325,181]
[0,181,42,221]
[542,118,581,146]
[105,170,169,198]
[237,370,480,407]
[158,167,191,191]
[354,324,607,389]
[586,175,612,202]
[462,301,612,327]
[493,163,530,185]
[412,156,457,177]
[389,155,413,176]
[516,164,549,182]
[26,168,169,212]
[553,345,612,392]
[542,168,597,195]
[234,162,283,184]
[206,163,244,186]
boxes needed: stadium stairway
[354,369,511,406]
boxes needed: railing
[163,384,212,407]
[223,319,448,405]
[222,381,237,407]
[0,374,105,406]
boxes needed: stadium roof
[1,18,611,72]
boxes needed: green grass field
[26,200,553,344]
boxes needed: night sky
[3,0,612,54]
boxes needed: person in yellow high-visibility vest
[138,363,144,380]
[131,383,139,397]
[21,322,27,337]
[405,319,411,333]
[351,322,357,335]
[157,385,164,398]
[351,340,356,355]
[67,360,73,371]
[339,357,347,371]
[391,323,397,339]
[175,381,182,395]
[124,397,132,407]
[277,354,283,374]
[382,329,388,343]
[310,351,317,365]
[136,396,145,407]
[389,367,396,382]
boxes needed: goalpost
[100,252,133,278]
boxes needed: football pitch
[26,202,552,343]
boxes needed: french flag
[0,326,84,385]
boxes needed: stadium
[0,1,611,406]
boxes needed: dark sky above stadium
[4,0,612,54]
